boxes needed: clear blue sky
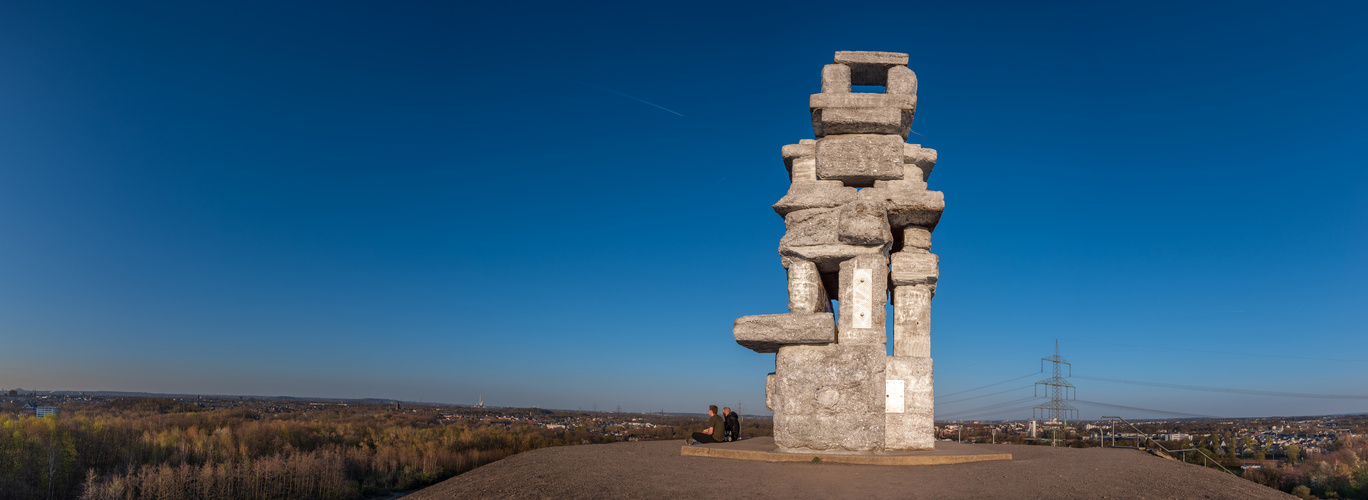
[2,1,1365,419]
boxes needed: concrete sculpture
[734,51,942,453]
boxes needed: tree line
[0,399,635,500]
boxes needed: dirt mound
[408,440,1293,499]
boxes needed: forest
[0,397,752,500]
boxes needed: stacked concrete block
[734,51,944,453]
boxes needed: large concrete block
[892,285,932,358]
[812,107,903,137]
[836,199,892,247]
[773,180,856,216]
[885,356,934,450]
[781,141,816,172]
[810,93,917,112]
[874,176,928,192]
[837,254,888,346]
[890,250,938,286]
[779,244,888,275]
[886,65,918,95]
[810,94,916,140]
[902,225,932,251]
[833,51,909,86]
[816,134,906,187]
[773,344,886,453]
[779,208,837,248]
[834,51,910,66]
[733,312,836,353]
[779,208,889,274]
[821,64,851,94]
[903,145,937,181]
[765,372,776,411]
[790,157,817,182]
[857,186,945,230]
[787,259,829,314]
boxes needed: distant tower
[1033,340,1077,446]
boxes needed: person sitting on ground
[685,405,726,445]
[724,406,740,441]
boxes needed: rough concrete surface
[733,313,835,353]
[408,439,1294,500]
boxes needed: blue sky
[2,1,1365,419]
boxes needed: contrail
[579,82,684,117]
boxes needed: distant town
[5,387,1360,459]
[4,388,1365,499]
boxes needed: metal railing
[1101,416,1236,475]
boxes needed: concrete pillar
[787,259,828,314]
[837,254,888,346]
[885,356,934,450]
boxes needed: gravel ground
[408,439,1294,499]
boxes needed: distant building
[36,406,59,417]
[7,389,16,397]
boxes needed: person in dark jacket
[685,405,726,444]
[723,406,741,441]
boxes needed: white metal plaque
[852,268,873,328]
[886,380,905,413]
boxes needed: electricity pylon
[1033,340,1077,446]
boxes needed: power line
[938,396,1041,419]
[1076,375,1368,400]
[1072,399,1214,418]
[937,385,1034,406]
[936,372,1039,399]
[1067,338,1364,363]
[940,341,1053,373]
[941,403,1041,421]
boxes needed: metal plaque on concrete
[852,268,873,328]
[886,379,905,413]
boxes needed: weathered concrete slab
[857,186,944,230]
[809,93,916,139]
[886,65,917,95]
[834,51,909,86]
[890,250,938,286]
[885,356,934,450]
[837,254,888,346]
[810,93,917,111]
[786,259,829,314]
[773,180,856,216]
[821,64,851,94]
[903,145,937,181]
[781,141,816,172]
[779,244,888,274]
[891,285,932,358]
[779,208,889,273]
[816,134,906,186]
[779,208,838,248]
[837,200,892,247]
[733,313,836,353]
[834,51,910,67]
[790,157,817,182]
[812,106,904,137]
[773,344,886,453]
[901,226,932,251]
[765,372,776,411]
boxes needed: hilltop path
[409,438,1293,499]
